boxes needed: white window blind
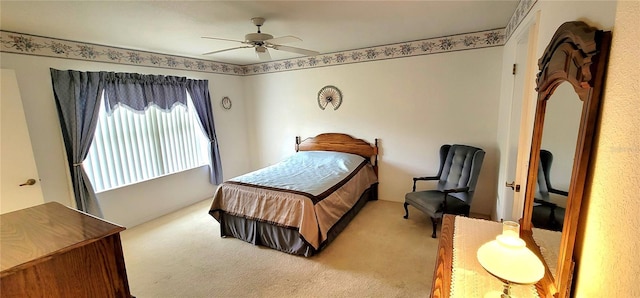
[84,92,209,192]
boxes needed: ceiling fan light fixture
[255,45,271,61]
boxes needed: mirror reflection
[531,82,582,279]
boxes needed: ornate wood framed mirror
[520,21,611,297]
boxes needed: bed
[209,133,379,257]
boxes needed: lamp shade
[477,232,545,285]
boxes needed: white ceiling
[0,1,518,65]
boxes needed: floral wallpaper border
[1,28,505,76]
[505,0,538,41]
[0,31,246,75]
[243,28,505,75]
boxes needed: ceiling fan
[202,17,320,61]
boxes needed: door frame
[510,12,541,220]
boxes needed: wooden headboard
[295,133,379,173]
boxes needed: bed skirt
[217,183,378,257]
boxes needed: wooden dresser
[1,202,131,297]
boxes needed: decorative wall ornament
[221,96,232,110]
[1,28,506,76]
[505,0,539,41]
[317,85,342,110]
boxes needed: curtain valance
[102,72,188,113]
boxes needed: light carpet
[120,199,439,297]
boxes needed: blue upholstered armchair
[403,144,485,238]
[531,149,568,231]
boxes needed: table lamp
[477,221,545,298]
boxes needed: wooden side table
[1,202,131,297]
[430,214,454,298]
[430,215,550,298]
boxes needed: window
[84,92,209,192]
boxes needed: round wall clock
[317,85,343,110]
[221,96,232,110]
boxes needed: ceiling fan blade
[256,47,272,61]
[203,46,252,55]
[201,36,246,44]
[272,45,319,56]
[264,35,302,45]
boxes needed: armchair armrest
[442,187,469,194]
[412,176,439,191]
[413,176,439,181]
[549,188,569,196]
[534,198,558,208]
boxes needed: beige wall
[243,48,503,216]
[575,0,640,296]
[0,53,251,227]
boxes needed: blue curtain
[50,68,104,217]
[186,79,223,184]
[51,69,223,216]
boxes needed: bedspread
[209,151,378,249]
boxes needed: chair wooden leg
[430,217,437,238]
[403,202,409,219]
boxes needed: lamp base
[484,282,517,298]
